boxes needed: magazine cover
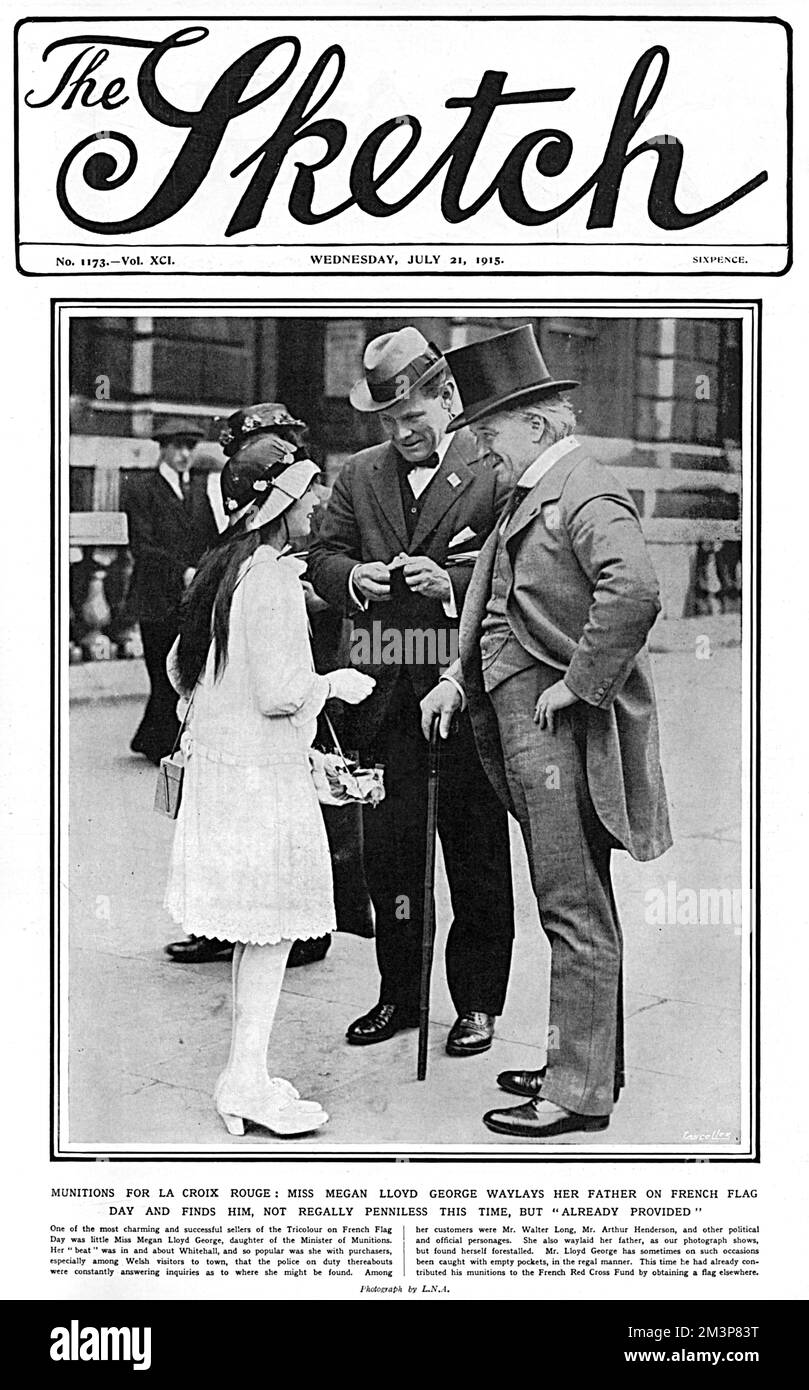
[1,0,805,1367]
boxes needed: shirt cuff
[442,586,458,619]
[288,672,332,726]
[348,564,370,611]
[439,673,467,711]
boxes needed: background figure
[308,328,515,1055]
[124,418,219,765]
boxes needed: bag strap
[167,690,195,758]
[321,709,348,764]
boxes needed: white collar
[399,433,453,496]
[433,433,453,467]
[399,432,453,474]
[518,435,579,490]
[159,461,188,499]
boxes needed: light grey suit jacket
[447,442,672,862]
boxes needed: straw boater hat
[445,324,578,432]
[349,328,446,412]
[217,403,318,530]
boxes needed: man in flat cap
[421,324,672,1137]
[308,328,515,1054]
[125,418,219,768]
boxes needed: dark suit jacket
[453,441,672,862]
[307,429,510,740]
[124,469,219,624]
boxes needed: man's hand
[402,555,452,603]
[421,679,462,740]
[534,679,580,733]
[353,561,391,602]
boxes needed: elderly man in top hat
[421,324,672,1137]
[308,327,515,1053]
[125,417,220,768]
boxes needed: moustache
[476,447,505,468]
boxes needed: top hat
[349,328,446,412]
[445,325,578,432]
[152,416,206,445]
[220,429,318,530]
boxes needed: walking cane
[417,714,442,1081]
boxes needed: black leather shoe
[483,1098,610,1139]
[346,1002,419,1046]
[130,737,166,766]
[498,1068,621,1105]
[497,1067,546,1097]
[164,936,234,964]
[446,1012,495,1056]
[287,934,332,967]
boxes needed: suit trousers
[132,619,181,763]
[489,663,625,1115]
[359,675,514,1016]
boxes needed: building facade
[68,314,742,656]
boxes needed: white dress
[164,549,337,945]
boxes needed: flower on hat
[243,414,261,433]
[219,425,234,447]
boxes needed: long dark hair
[175,417,315,693]
[173,522,278,694]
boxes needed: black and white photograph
[4,0,807,1336]
[59,304,755,1157]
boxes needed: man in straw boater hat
[125,417,219,768]
[308,327,515,1054]
[421,324,672,1138]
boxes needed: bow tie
[398,451,440,476]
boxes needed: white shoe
[266,1077,324,1112]
[215,1072,322,1112]
[217,1097,329,1138]
[215,1075,328,1137]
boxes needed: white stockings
[220,940,292,1100]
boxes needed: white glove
[327,669,376,704]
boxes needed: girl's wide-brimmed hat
[219,408,318,529]
[445,324,578,432]
[349,328,446,412]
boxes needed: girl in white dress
[165,404,374,1138]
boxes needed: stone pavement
[66,648,747,1155]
